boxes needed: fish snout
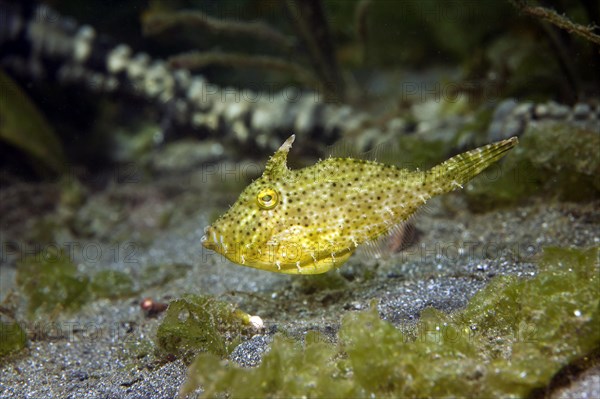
[201,225,227,252]
[201,226,217,250]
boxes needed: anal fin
[357,219,421,262]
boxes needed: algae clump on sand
[155,294,257,362]
[0,320,27,358]
[180,246,599,398]
[465,124,600,210]
[16,249,91,315]
[16,249,137,316]
[90,270,136,299]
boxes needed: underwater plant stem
[168,51,319,88]
[354,0,372,66]
[284,0,346,101]
[511,0,600,45]
[538,23,581,101]
[142,10,296,52]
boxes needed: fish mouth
[201,225,227,253]
[200,233,214,250]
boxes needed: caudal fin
[427,137,518,193]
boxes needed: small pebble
[573,103,591,119]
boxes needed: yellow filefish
[202,135,518,274]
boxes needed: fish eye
[257,187,279,209]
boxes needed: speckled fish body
[202,135,518,274]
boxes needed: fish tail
[427,137,518,193]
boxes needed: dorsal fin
[325,135,446,171]
[326,135,401,162]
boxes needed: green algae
[16,249,91,315]
[90,270,136,299]
[465,124,600,211]
[0,320,27,358]
[180,246,599,398]
[0,69,66,174]
[139,263,191,288]
[16,258,188,317]
[16,249,139,316]
[180,331,358,398]
[155,294,256,362]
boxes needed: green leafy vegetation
[181,331,356,398]
[90,270,136,299]
[0,69,66,174]
[16,249,138,316]
[180,246,599,398]
[16,249,91,315]
[0,320,27,358]
[139,263,192,288]
[155,294,256,362]
[465,124,600,211]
